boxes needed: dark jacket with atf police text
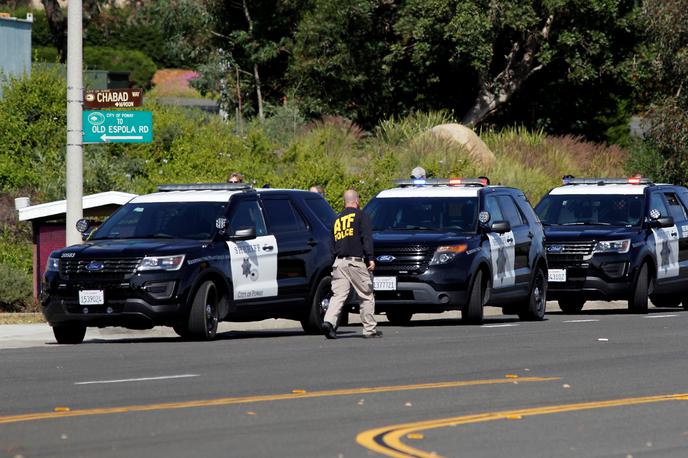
[332,207,374,261]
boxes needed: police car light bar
[394,178,488,187]
[157,183,254,192]
[562,176,653,186]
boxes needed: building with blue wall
[0,13,33,96]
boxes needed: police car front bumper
[374,281,468,312]
[547,254,633,301]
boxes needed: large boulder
[429,123,496,166]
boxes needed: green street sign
[83,110,153,143]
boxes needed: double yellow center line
[0,376,557,425]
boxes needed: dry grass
[0,313,45,325]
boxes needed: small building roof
[18,191,137,222]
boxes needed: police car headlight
[45,257,60,272]
[429,245,468,265]
[593,239,630,254]
[137,255,186,271]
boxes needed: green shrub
[33,46,60,63]
[0,263,33,312]
[84,46,157,88]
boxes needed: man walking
[322,189,382,339]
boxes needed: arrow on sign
[100,134,144,142]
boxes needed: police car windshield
[536,194,643,227]
[92,202,227,240]
[365,197,479,232]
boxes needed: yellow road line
[357,392,688,458]
[0,376,558,426]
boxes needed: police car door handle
[527,231,534,239]
[262,245,274,252]
[307,238,318,246]
[671,232,678,237]
[506,238,514,243]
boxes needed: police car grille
[60,258,142,279]
[375,246,434,273]
[546,241,595,260]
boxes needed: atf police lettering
[334,213,356,241]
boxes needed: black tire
[628,263,650,314]
[53,323,86,344]
[172,322,191,339]
[519,268,547,321]
[386,309,413,326]
[558,298,585,314]
[188,280,219,340]
[301,276,332,334]
[463,270,486,325]
[650,294,682,308]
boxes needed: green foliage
[83,46,157,88]
[0,263,33,312]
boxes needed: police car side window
[485,195,504,223]
[497,195,526,228]
[663,192,688,221]
[649,193,670,218]
[263,199,308,233]
[229,201,267,236]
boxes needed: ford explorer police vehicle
[535,176,688,313]
[41,183,336,343]
[364,178,548,324]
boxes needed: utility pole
[65,0,83,246]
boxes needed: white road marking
[482,324,519,328]
[75,374,200,385]
[563,319,600,323]
[645,314,678,319]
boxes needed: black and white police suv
[364,178,548,324]
[535,176,688,313]
[41,183,336,343]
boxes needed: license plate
[79,290,104,305]
[548,269,567,283]
[374,276,397,291]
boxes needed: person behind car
[227,172,244,183]
[309,184,325,196]
[411,166,426,179]
[322,189,382,339]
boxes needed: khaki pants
[324,258,377,334]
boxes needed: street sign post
[83,110,153,143]
[84,88,143,109]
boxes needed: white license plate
[79,290,104,305]
[548,269,567,283]
[374,276,397,291]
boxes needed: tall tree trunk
[462,15,554,127]
[42,0,67,63]
[242,0,265,121]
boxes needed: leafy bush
[33,46,60,63]
[0,263,33,312]
[84,47,157,88]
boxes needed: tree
[41,0,103,62]
[289,0,641,128]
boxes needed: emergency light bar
[562,175,653,186]
[157,183,254,192]
[394,178,489,187]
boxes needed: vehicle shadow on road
[78,329,309,345]
[546,307,685,316]
[359,316,523,328]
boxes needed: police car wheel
[301,276,333,334]
[53,323,86,344]
[172,322,191,339]
[386,310,413,326]
[558,298,585,314]
[464,270,486,325]
[188,280,219,340]
[628,263,649,314]
[519,269,546,321]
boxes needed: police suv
[535,176,688,313]
[42,183,336,343]
[364,178,548,324]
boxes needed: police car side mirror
[229,227,256,240]
[489,221,511,234]
[650,216,674,228]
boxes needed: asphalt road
[2,302,688,458]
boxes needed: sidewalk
[0,301,628,350]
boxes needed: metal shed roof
[18,191,138,222]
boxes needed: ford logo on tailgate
[85,261,105,271]
[376,255,396,263]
